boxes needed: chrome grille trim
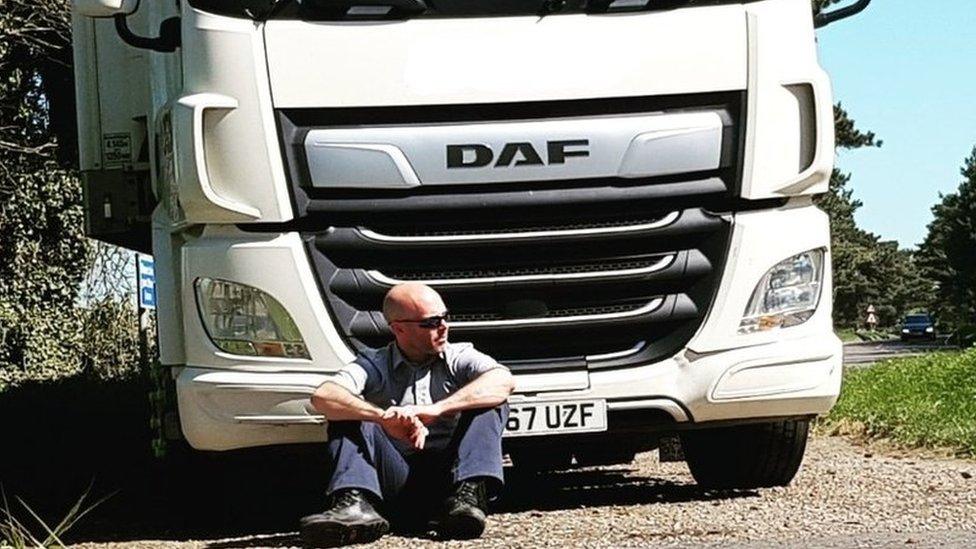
[358,211,681,243]
[452,298,664,328]
[585,341,647,362]
[365,255,675,286]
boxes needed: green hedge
[0,300,145,390]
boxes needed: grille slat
[327,250,713,304]
[452,300,655,324]
[371,215,674,238]
[315,209,722,273]
[374,254,675,283]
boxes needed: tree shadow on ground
[201,470,758,548]
[499,468,758,513]
[1,376,755,545]
[0,375,327,543]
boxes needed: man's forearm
[436,368,515,415]
[310,382,384,422]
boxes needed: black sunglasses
[393,312,450,329]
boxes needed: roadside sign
[138,254,156,310]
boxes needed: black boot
[300,489,389,547]
[435,479,488,540]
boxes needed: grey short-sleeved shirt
[328,341,507,451]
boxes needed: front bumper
[176,330,840,451]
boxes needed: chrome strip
[585,341,647,362]
[235,415,326,425]
[365,255,675,287]
[605,399,689,422]
[358,211,681,243]
[453,298,664,329]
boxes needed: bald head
[382,283,445,323]
[383,283,450,361]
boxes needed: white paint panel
[72,9,151,171]
[177,8,294,222]
[740,0,835,198]
[264,8,748,108]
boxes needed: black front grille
[282,93,743,372]
[304,205,731,372]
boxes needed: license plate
[503,399,607,437]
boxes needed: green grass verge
[835,328,860,343]
[822,348,976,457]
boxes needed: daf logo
[446,139,590,169]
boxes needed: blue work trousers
[325,404,508,526]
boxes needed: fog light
[739,249,825,334]
[194,278,311,359]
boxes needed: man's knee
[496,402,510,422]
[461,403,509,421]
[473,403,509,426]
[456,403,509,440]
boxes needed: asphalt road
[842,339,955,366]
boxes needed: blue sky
[816,0,976,249]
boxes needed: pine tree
[917,149,976,328]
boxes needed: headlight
[902,328,910,333]
[739,249,825,334]
[194,278,311,359]
[925,327,934,333]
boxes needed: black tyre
[680,418,810,489]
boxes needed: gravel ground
[73,435,976,549]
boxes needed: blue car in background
[900,314,936,341]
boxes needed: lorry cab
[71,0,868,488]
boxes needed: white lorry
[72,0,869,488]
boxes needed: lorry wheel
[679,418,810,489]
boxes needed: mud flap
[658,435,685,463]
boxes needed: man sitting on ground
[301,282,514,547]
